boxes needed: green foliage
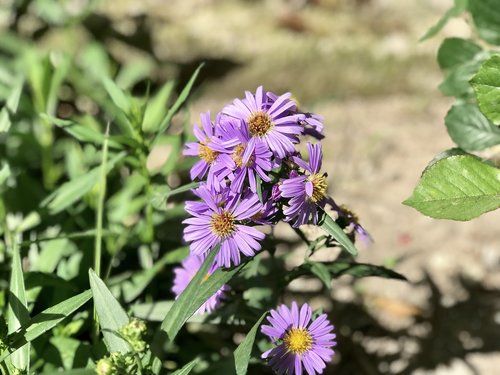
[470,55,500,125]
[318,209,358,256]
[233,312,267,375]
[445,103,500,150]
[0,5,405,374]
[404,154,500,220]
[409,2,500,221]
[89,270,130,354]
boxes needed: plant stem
[93,122,110,344]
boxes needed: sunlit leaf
[404,154,500,220]
[318,208,358,256]
[89,269,130,354]
[233,312,267,375]
[1,290,92,362]
[7,242,30,370]
[445,103,500,150]
[470,54,500,125]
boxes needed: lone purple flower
[183,185,265,267]
[172,254,227,314]
[280,143,328,227]
[261,302,336,375]
[222,86,303,159]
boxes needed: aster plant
[166,86,406,374]
[0,48,407,375]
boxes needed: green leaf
[118,246,189,302]
[286,261,407,284]
[41,114,123,148]
[404,154,500,220]
[102,76,131,116]
[318,208,358,256]
[7,242,30,370]
[130,301,175,322]
[161,245,245,341]
[41,152,125,214]
[1,290,92,362]
[142,80,175,132]
[437,38,482,70]
[445,103,500,150]
[439,56,487,98]
[171,358,199,375]
[470,55,500,125]
[233,312,267,375]
[420,0,468,41]
[150,181,199,209]
[0,75,24,133]
[88,269,130,354]
[469,0,500,46]
[153,64,203,142]
[308,261,332,289]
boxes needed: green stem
[93,123,110,344]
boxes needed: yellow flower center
[232,144,254,168]
[248,111,273,137]
[198,141,219,164]
[307,173,327,202]
[283,328,313,355]
[210,210,236,238]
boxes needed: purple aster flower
[279,143,328,227]
[183,112,234,190]
[183,184,265,267]
[222,86,303,159]
[210,121,273,193]
[172,254,227,314]
[261,302,337,375]
[326,197,372,245]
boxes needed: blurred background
[1,0,499,374]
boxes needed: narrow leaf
[308,261,332,289]
[171,358,199,375]
[119,246,189,302]
[89,269,130,354]
[7,242,30,370]
[161,244,245,341]
[41,152,125,214]
[445,103,500,150]
[154,64,203,141]
[233,312,267,375]
[404,154,500,220]
[420,0,467,41]
[102,76,131,115]
[318,208,358,256]
[1,290,92,362]
[142,80,175,132]
[470,54,500,125]
[41,114,122,148]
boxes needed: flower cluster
[171,87,352,374]
[181,87,329,266]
